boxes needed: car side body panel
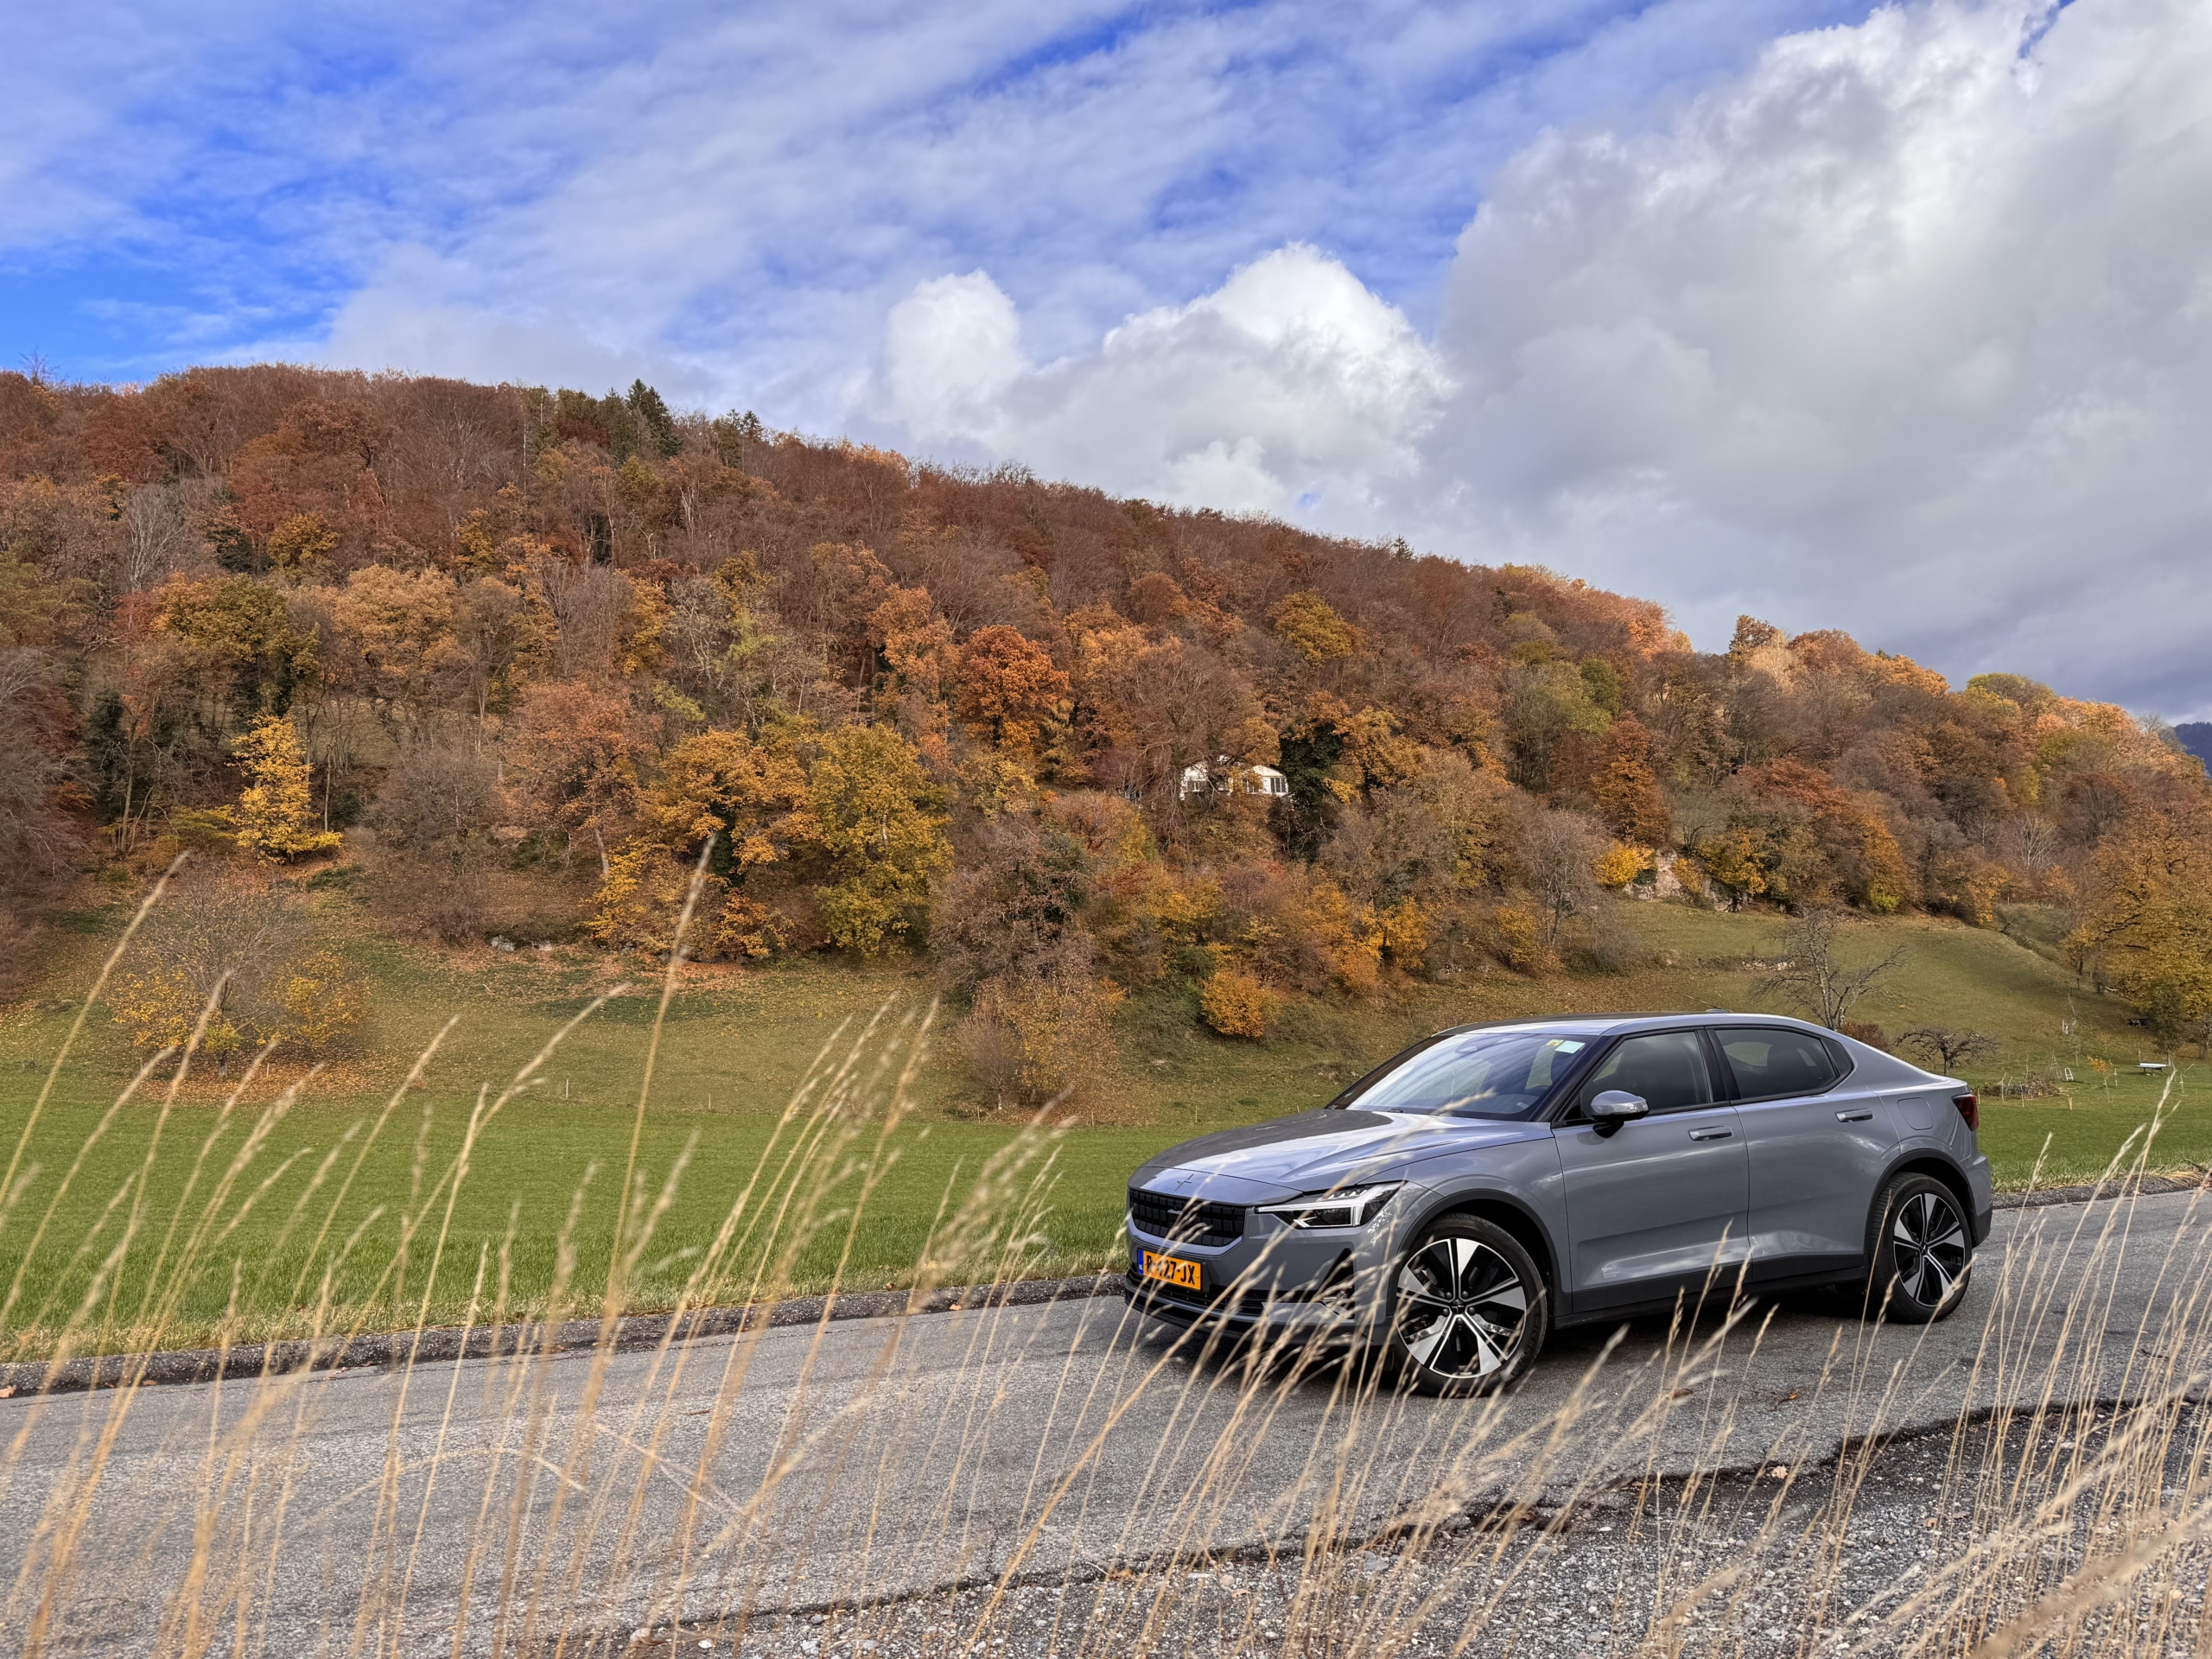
[1737,1084,1898,1278]
[1553,1107,1751,1309]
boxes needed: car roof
[1437,1012,1830,1039]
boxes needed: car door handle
[1835,1110,1874,1122]
[1688,1128,1732,1141]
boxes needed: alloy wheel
[1891,1190,1969,1309]
[1395,1236,1530,1380]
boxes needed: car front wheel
[1388,1217,1548,1396]
[1868,1174,1973,1323]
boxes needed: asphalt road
[4,1188,2209,1656]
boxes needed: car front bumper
[1120,1185,1423,1337]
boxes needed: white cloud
[877,273,1027,441]
[1407,0,2212,712]
[312,247,719,402]
[871,245,1450,515]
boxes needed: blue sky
[7,1,2210,717]
[6,1,1866,397]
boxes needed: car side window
[1717,1027,1843,1102]
[1571,1032,1715,1116]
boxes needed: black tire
[1386,1217,1548,1396]
[1867,1174,1973,1324]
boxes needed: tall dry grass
[2,863,2209,1656]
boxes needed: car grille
[1128,1187,1245,1247]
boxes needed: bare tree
[375,737,499,854]
[1523,808,1604,953]
[1899,1027,1999,1072]
[1771,907,1906,1030]
[117,484,192,592]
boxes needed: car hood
[1129,1109,1549,1205]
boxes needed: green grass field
[0,883,2199,1356]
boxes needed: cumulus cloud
[872,246,1449,516]
[1408,0,2212,711]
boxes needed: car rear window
[1717,1027,1844,1101]
[1347,1031,1592,1119]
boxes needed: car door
[1553,1029,1750,1311]
[1718,1025,1896,1278]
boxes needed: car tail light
[1953,1092,1979,1131]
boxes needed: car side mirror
[1586,1090,1649,1136]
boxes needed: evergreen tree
[626,379,683,458]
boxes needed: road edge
[0,1270,1126,1398]
[7,1170,2203,1400]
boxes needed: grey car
[1122,1014,1993,1395]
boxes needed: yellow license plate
[1141,1251,1203,1292]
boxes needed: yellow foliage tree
[589,726,808,959]
[1298,878,1381,993]
[2066,805,2212,1045]
[1700,826,1769,906]
[109,966,239,1062]
[233,715,342,861]
[1373,897,1429,963]
[266,512,340,575]
[1491,904,1554,975]
[797,724,951,956]
[1268,591,1359,662]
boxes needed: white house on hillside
[1178,758,1292,800]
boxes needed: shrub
[1573,906,1642,976]
[280,950,372,1052]
[1592,841,1650,890]
[957,971,1122,1108]
[108,869,309,1071]
[1200,970,1278,1039]
[1491,903,1555,975]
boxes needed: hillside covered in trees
[2,365,2207,1093]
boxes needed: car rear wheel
[1868,1174,1973,1323]
[1388,1217,1548,1396]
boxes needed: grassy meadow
[0,877,2199,1355]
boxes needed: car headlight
[1256,1182,1402,1230]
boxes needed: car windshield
[1347,1030,1591,1118]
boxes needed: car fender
[1394,1137,1570,1292]
[1865,1142,1981,1255]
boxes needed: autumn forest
[2,364,2207,1096]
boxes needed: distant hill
[2179,722,2212,768]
